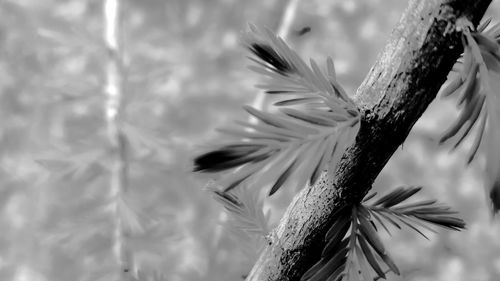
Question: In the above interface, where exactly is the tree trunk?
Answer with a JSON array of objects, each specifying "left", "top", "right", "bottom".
[
  {"left": 104, "top": 0, "right": 133, "bottom": 279},
  {"left": 246, "top": 0, "right": 491, "bottom": 280}
]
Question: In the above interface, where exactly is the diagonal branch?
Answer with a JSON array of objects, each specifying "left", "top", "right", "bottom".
[{"left": 246, "top": 0, "right": 491, "bottom": 280}]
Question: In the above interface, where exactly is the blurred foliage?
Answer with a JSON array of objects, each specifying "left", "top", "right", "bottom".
[{"left": 1, "top": 0, "right": 500, "bottom": 281}]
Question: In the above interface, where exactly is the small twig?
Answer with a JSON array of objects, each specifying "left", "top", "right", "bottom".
[
  {"left": 250, "top": 0, "right": 301, "bottom": 118},
  {"left": 276, "top": 0, "right": 300, "bottom": 39}
]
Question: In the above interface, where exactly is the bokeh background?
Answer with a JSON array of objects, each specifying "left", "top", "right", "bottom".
[{"left": 1, "top": 0, "right": 500, "bottom": 280}]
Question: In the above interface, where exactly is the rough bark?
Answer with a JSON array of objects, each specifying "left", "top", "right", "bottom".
[{"left": 246, "top": 0, "right": 491, "bottom": 280}]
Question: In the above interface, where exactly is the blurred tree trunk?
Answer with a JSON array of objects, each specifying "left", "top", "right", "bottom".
[
  {"left": 246, "top": 0, "right": 491, "bottom": 280},
  {"left": 103, "top": 0, "right": 132, "bottom": 280}
]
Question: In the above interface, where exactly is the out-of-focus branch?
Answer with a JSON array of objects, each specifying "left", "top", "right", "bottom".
[
  {"left": 276, "top": 0, "right": 300, "bottom": 39},
  {"left": 250, "top": 0, "right": 301, "bottom": 115},
  {"left": 104, "top": 0, "right": 131, "bottom": 279}
]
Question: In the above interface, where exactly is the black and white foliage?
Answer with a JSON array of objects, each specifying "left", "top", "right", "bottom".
[
  {"left": 194, "top": 25, "right": 360, "bottom": 195},
  {"left": 438, "top": 18, "right": 500, "bottom": 213},
  {"left": 192, "top": 16, "right": 498, "bottom": 281},
  {"left": 301, "top": 186, "right": 465, "bottom": 281},
  {"left": 207, "top": 182, "right": 271, "bottom": 260},
  {"left": 209, "top": 182, "right": 270, "bottom": 238}
]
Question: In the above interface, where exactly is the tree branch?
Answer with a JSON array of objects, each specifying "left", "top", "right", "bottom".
[{"left": 246, "top": 0, "right": 491, "bottom": 280}]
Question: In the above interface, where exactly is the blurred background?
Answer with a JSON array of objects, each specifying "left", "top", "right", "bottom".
[{"left": 1, "top": 0, "right": 500, "bottom": 280}]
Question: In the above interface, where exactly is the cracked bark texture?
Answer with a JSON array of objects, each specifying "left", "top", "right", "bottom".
[{"left": 246, "top": 0, "right": 492, "bottom": 280}]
